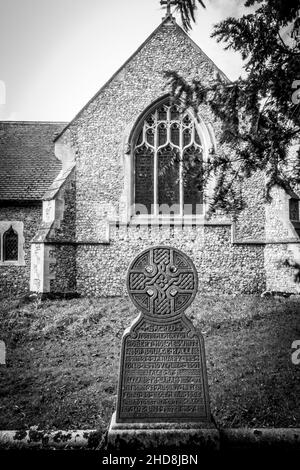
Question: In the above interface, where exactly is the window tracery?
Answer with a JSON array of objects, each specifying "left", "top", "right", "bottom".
[{"left": 134, "top": 100, "right": 203, "bottom": 216}]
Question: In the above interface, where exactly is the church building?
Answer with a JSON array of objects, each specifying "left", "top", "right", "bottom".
[{"left": 1, "top": 11, "right": 300, "bottom": 298}]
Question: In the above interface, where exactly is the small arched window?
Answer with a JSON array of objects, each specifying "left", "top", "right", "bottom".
[
  {"left": 3, "top": 226, "right": 18, "bottom": 261},
  {"left": 133, "top": 99, "right": 204, "bottom": 217}
]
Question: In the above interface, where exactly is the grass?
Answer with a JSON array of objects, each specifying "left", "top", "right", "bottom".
[{"left": 0, "top": 294, "right": 299, "bottom": 431}]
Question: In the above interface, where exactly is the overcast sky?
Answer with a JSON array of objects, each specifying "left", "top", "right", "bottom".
[{"left": 0, "top": 0, "right": 250, "bottom": 122}]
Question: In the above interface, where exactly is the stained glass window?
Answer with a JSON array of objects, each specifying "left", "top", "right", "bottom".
[
  {"left": 135, "top": 145, "right": 154, "bottom": 214},
  {"left": 134, "top": 99, "right": 204, "bottom": 216},
  {"left": 289, "top": 199, "right": 300, "bottom": 221},
  {"left": 3, "top": 226, "right": 18, "bottom": 261},
  {"left": 158, "top": 145, "right": 180, "bottom": 212}
]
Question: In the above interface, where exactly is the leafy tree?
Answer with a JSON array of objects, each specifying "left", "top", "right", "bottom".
[{"left": 166, "top": 0, "right": 300, "bottom": 214}]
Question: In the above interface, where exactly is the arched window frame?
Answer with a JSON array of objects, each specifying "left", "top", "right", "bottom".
[
  {"left": 125, "top": 96, "right": 216, "bottom": 224},
  {"left": 0, "top": 221, "right": 25, "bottom": 266},
  {"left": 3, "top": 226, "right": 18, "bottom": 261}
]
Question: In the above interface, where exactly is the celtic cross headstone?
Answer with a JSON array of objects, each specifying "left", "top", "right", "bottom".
[{"left": 108, "top": 246, "right": 217, "bottom": 450}]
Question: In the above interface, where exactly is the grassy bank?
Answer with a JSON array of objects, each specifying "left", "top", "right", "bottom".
[{"left": 0, "top": 295, "right": 299, "bottom": 430}]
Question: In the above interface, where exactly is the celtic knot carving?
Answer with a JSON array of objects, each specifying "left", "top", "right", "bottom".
[{"left": 127, "top": 246, "right": 198, "bottom": 318}]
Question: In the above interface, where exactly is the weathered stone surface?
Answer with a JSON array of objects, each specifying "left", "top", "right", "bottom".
[
  {"left": 0, "top": 203, "right": 42, "bottom": 298},
  {"left": 30, "top": 168, "right": 77, "bottom": 294},
  {"left": 1, "top": 427, "right": 299, "bottom": 451},
  {"left": 108, "top": 412, "right": 219, "bottom": 451},
  {"left": 109, "top": 246, "right": 215, "bottom": 450},
  {"left": 126, "top": 246, "right": 198, "bottom": 318},
  {"left": 116, "top": 315, "right": 211, "bottom": 424},
  {"left": 76, "top": 226, "right": 266, "bottom": 296},
  {"left": 0, "top": 429, "right": 102, "bottom": 450}
]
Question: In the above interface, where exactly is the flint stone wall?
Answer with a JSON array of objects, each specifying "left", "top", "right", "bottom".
[
  {"left": 49, "top": 245, "right": 77, "bottom": 293},
  {"left": 31, "top": 170, "right": 77, "bottom": 294},
  {"left": 0, "top": 203, "right": 42, "bottom": 298},
  {"left": 46, "top": 174, "right": 77, "bottom": 293},
  {"left": 24, "top": 21, "right": 300, "bottom": 297},
  {"left": 76, "top": 225, "right": 265, "bottom": 296},
  {"left": 56, "top": 20, "right": 266, "bottom": 244},
  {"left": 50, "top": 19, "right": 268, "bottom": 296},
  {"left": 264, "top": 186, "right": 300, "bottom": 293}
]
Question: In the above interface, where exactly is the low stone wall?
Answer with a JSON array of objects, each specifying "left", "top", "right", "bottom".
[
  {"left": 0, "top": 428, "right": 299, "bottom": 451},
  {"left": 76, "top": 225, "right": 266, "bottom": 296}
]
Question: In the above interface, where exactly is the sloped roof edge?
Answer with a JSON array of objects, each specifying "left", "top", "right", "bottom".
[
  {"left": 54, "top": 17, "right": 230, "bottom": 142},
  {"left": 43, "top": 163, "right": 75, "bottom": 201},
  {"left": 0, "top": 120, "right": 68, "bottom": 127}
]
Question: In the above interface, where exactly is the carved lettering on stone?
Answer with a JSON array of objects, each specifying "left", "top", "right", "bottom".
[{"left": 116, "top": 246, "right": 212, "bottom": 424}]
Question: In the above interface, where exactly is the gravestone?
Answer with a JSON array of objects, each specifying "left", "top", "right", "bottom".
[{"left": 108, "top": 246, "right": 219, "bottom": 450}]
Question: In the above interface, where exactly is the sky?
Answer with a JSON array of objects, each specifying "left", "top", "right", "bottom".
[{"left": 0, "top": 0, "right": 250, "bottom": 122}]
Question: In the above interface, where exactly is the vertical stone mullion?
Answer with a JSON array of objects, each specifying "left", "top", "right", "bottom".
[
  {"left": 179, "top": 120, "right": 183, "bottom": 217},
  {"left": 153, "top": 110, "right": 158, "bottom": 217}
]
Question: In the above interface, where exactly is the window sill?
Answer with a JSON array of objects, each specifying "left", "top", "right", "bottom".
[
  {"left": 127, "top": 215, "right": 231, "bottom": 226},
  {"left": 0, "top": 260, "right": 25, "bottom": 267}
]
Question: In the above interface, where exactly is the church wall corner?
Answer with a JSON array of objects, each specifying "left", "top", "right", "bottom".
[{"left": 29, "top": 169, "right": 77, "bottom": 295}]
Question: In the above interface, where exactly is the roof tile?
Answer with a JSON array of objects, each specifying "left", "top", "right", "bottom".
[{"left": 0, "top": 121, "right": 67, "bottom": 200}]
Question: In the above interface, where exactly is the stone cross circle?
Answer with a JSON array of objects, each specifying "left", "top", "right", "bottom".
[{"left": 127, "top": 246, "right": 198, "bottom": 319}]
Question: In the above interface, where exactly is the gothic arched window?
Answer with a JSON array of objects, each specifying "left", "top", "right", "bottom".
[
  {"left": 3, "top": 226, "right": 18, "bottom": 261},
  {"left": 134, "top": 99, "right": 203, "bottom": 217}
]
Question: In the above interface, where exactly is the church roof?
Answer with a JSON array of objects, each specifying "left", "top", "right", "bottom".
[{"left": 0, "top": 121, "right": 67, "bottom": 201}]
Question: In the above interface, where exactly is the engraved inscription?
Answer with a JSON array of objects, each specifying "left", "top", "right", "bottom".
[
  {"left": 116, "top": 245, "right": 211, "bottom": 425},
  {"left": 117, "top": 318, "right": 209, "bottom": 422}
]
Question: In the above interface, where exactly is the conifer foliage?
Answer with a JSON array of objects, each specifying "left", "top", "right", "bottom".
[
  {"left": 169, "top": 0, "right": 300, "bottom": 214},
  {"left": 174, "top": 0, "right": 206, "bottom": 32}
]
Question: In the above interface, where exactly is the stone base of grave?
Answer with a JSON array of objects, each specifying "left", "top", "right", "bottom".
[{"left": 107, "top": 412, "right": 220, "bottom": 452}]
